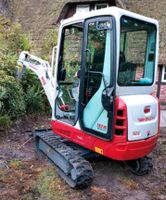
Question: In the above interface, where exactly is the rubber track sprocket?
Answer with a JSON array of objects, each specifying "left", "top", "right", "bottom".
[{"left": 35, "top": 131, "right": 93, "bottom": 188}]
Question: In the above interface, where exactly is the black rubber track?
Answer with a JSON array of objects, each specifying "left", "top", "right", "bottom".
[{"left": 35, "top": 130, "right": 93, "bottom": 188}]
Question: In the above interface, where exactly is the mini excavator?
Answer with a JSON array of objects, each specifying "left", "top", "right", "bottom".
[{"left": 17, "top": 7, "right": 159, "bottom": 188}]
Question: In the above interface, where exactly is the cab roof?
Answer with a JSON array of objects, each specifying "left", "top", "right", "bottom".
[{"left": 60, "top": 6, "right": 158, "bottom": 27}]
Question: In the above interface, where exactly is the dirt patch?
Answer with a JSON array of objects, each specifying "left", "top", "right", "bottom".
[{"left": 0, "top": 115, "right": 166, "bottom": 200}]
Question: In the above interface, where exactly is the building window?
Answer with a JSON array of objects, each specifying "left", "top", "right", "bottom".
[
  {"left": 76, "top": 5, "right": 90, "bottom": 13},
  {"left": 161, "top": 66, "right": 166, "bottom": 82},
  {"left": 95, "top": 3, "right": 108, "bottom": 10}
]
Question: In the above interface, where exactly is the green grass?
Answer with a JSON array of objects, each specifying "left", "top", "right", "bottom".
[
  {"left": 37, "top": 166, "right": 66, "bottom": 200},
  {"left": 0, "top": 115, "right": 11, "bottom": 134},
  {"left": 9, "top": 159, "right": 23, "bottom": 169}
]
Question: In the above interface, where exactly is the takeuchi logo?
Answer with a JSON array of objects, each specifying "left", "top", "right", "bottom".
[
  {"left": 137, "top": 117, "right": 154, "bottom": 122},
  {"left": 97, "top": 123, "right": 107, "bottom": 131}
]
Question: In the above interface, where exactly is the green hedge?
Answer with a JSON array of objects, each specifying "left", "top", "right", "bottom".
[
  {"left": 0, "top": 16, "right": 51, "bottom": 132},
  {"left": 0, "top": 71, "right": 26, "bottom": 118}
]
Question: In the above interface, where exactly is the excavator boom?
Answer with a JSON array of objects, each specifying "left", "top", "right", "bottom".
[{"left": 17, "top": 51, "right": 55, "bottom": 109}]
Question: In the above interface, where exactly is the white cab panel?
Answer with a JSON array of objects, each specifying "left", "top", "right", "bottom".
[{"left": 121, "top": 95, "right": 158, "bottom": 141}]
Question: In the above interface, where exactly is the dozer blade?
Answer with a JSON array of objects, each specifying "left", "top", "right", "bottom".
[{"left": 34, "top": 130, "right": 93, "bottom": 188}]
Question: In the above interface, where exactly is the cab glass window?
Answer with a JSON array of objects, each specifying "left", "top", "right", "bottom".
[{"left": 118, "top": 16, "right": 157, "bottom": 86}]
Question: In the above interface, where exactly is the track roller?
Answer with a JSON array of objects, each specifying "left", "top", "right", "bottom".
[{"left": 125, "top": 156, "right": 153, "bottom": 176}]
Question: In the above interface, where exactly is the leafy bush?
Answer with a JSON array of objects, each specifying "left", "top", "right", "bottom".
[
  {"left": 0, "top": 17, "right": 29, "bottom": 131},
  {"left": 0, "top": 71, "right": 26, "bottom": 118},
  {"left": 24, "top": 85, "right": 45, "bottom": 113},
  {"left": 0, "top": 16, "right": 53, "bottom": 133},
  {"left": 0, "top": 51, "right": 17, "bottom": 76},
  {"left": 5, "top": 22, "right": 31, "bottom": 52},
  {"left": 21, "top": 69, "right": 50, "bottom": 114}
]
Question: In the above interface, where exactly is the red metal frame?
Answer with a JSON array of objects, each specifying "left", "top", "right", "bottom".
[
  {"left": 51, "top": 120, "right": 159, "bottom": 161},
  {"left": 52, "top": 96, "right": 159, "bottom": 161}
]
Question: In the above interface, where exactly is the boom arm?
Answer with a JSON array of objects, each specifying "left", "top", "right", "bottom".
[{"left": 17, "top": 51, "right": 55, "bottom": 109}]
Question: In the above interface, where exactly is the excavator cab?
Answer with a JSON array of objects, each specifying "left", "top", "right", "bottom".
[
  {"left": 17, "top": 7, "right": 159, "bottom": 188},
  {"left": 54, "top": 10, "right": 158, "bottom": 141}
]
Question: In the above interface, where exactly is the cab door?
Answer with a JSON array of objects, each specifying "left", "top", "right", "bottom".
[
  {"left": 55, "top": 22, "right": 83, "bottom": 125},
  {"left": 79, "top": 17, "right": 116, "bottom": 140}
]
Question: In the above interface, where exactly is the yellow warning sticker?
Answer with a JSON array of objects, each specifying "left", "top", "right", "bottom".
[{"left": 95, "top": 147, "right": 104, "bottom": 155}]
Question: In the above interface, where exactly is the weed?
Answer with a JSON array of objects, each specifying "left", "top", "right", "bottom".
[
  {"left": 0, "top": 168, "right": 6, "bottom": 180},
  {"left": 162, "top": 169, "right": 166, "bottom": 176},
  {"left": 0, "top": 115, "right": 11, "bottom": 134},
  {"left": 149, "top": 187, "right": 166, "bottom": 199},
  {"left": 37, "top": 166, "right": 66, "bottom": 200},
  {"left": 119, "top": 177, "right": 139, "bottom": 190},
  {"left": 160, "top": 142, "right": 166, "bottom": 155},
  {"left": 21, "top": 195, "right": 33, "bottom": 200},
  {"left": 9, "top": 159, "right": 23, "bottom": 169}
]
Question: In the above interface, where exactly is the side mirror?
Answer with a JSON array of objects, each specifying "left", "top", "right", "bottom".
[{"left": 102, "top": 87, "right": 114, "bottom": 111}]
